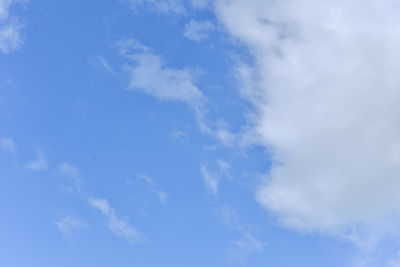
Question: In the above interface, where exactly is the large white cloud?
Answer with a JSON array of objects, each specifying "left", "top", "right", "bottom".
[{"left": 215, "top": 0, "right": 400, "bottom": 237}]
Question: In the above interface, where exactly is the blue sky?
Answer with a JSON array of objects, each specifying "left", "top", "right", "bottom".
[{"left": 2, "top": 1, "right": 400, "bottom": 266}]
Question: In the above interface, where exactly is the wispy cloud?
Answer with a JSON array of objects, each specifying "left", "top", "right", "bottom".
[
  {"left": 228, "top": 231, "right": 265, "bottom": 261},
  {"left": 101, "top": 38, "right": 240, "bottom": 146},
  {"left": 115, "top": 39, "right": 238, "bottom": 141},
  {"left": 96, "top": 56, "right": 119, "bottom": 78},
  {"left": 125, "top": 0, "right": 185, "bottom": 14},
  {"left": 189, "top": 0, "right": 211, "bottom": 9},
  {"left": 218, "top": 205, "right": 241, "bottom": 230},
  {"left": 201, "top": 164, "right": 219, "bottom": 196},
  {"left": 201, "top": 160, "right": 231, "bottom": 196},
  {"left": 25, "top": 149, "right": 48, "bottom": 171},
  {"left": 88, "top": 197, "right": 145, "bottom": 243},
  {"left": 125, "top": 0, "right": 211, "bottom": 13},
  {"left": 171, "top": 129, "right": 189, "bottom": 141},
  {"left": 184, "top": 20, "right": 217, "bottom": 42},
  {"left": 216, "top": 205, "right": 266, "bottom": 262},
  {"left": 56, "top": 215, "right": 88, "bottom": 235},
  {"left": 135, "top": 174, "right": 168, "bottom": 204},
  {"left": 0, "top": 0, "right": 27, "bottom": 53},
  {"left": 0, "top": 137, "right": 16, "bottom": 154},
  {"left": 57, "top": 163, "right": 84, "bottom": 193}
]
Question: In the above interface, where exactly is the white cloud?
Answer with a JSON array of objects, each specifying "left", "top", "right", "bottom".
[
  {"left": 26, "top": 149, "right": 48, "bottom": 171},
  {"left": 215, "top": 0, "right": 400, "bottom": 240},
  {"left": 189, "top": 0, "right": 211, "bottom": 9},
  {"left": 125, "top": 0, "right": 185, "bottom": 14},
  {"left": 171, "top": 129, "right": 189, "bottom": 141},
  {"left": 0, "top": 137, "right": 16, "bottom": 154},
  {"left": 216, "top": 205, "right": 266, "bottom": 261},
  {"left": 96, "top": 56, "right": 118, "bottom": 78},
  {"left": 136, "top": 174, "right": 168, "bottom": 204},
  {"left": 88, "top": 197, "right": 144, "bottom": 242},
  {"left": 201, "top": 160, "right": 231, "bottom": 196},
  {"left": 0, "top": 22, "right": 22, "bottom": 53},
  {"left": 0, "top": 0, "right": 26, "bottom": 53},
  {"left": 184, "top": 20, "right": 216, "bottom": 42},
  {"left": 119, "top": 39, "right": 205, "bottom": 106},
  {"left": 0, "top": 0, "right": 13, "bottom": 21},
  {"left": 116, "top": 39, "right": 238, "bottom": 142},
  {"left": 218, "top": 205, "right": 241, "bottom": 230},
  {"left": 111, "top": 39, "right": 240, "bottom": 146},
  {"left": 58, "top": 163, "right": 84, "bottom": 192},
  {"left": 56, "top": 215, "right": 88, "bottom": 235},
  {"left": 126, "top": 0, "right": 211, "bottom": 12},
  {"left": 201, "top": 164, "right": 219, "bottom": 196},
  {"left": 216, "top": 159, "right": 230, "bottom": 175},
  {"left": 228, "top": 231, "right": 265, "bottom": 261},
  {"left": 215, "top": 127, "right": 236, "bottom": 146}
]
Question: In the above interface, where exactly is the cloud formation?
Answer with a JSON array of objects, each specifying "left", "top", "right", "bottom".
[
  {"left": 116, "top": 39, "right": 236, "bottom": 139},
  {"left": 119, "top": 39, "right": 205, "bottom": 107},
  {"left": 104, "top": 39, "right": 239, "bottom": 146},
  {"left": 184, "top": 20, "right": 216, "bottom": 42},
  {"left": 88, "top": 197, "right": 144, "bottom": 243},
  {"left": 217, "top": 205, "right": 266, "bottom": 261},
  {"left": 56, "top": 215, "right": 88, "bottom": 235},
  {"left": 215, "top": 0, "right": 400, "bottom": 239},
  {"left": 189, "top": 0, "right": 211, "bottom": 9},
  {"left": 201, "top": 160, "right": 230, "bottom": 196},
  {"left": 0, "top": 137, "right": 16, "bottom": 154},
  {"left": 0, "top": 0, "right": 26, "bottom": 53},
  {"left": 201, "top": 164, "right": 219, "bottom": 196},
  {"left": 228, "top": 231, "right": 265, "bottom": 261},
  {"left": 58, "top": 163, "right": 84, "bottom": 193},
  {"left": 135, "top": 174, "right": 168, "bottom": 204},
  {"left": 126, "top": 0, "right": 185, "bottom": 14},
  {"left": 26, "top": 149, "right": 48, "bottom": 171}
]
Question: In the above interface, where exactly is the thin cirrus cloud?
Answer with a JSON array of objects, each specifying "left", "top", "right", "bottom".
[
  {"left": 0, "top": 0, "right": 26, "bottom": 54},
  {"left": 201, "top": 159, "right": 231, "bottom": 196},
  {"left": 116, "top": 39, "right": 220, "bottom": 135},
  {"left": 135, "top": 174, "right": 168, "bottom": 204},
  {"left": 184, "top": 20, "right": 217, "bottom": 42},
  {"left": 215, "top": 0, "right": 400, "bottom": 243},
  {"left": 54, "top": 162, "right": 143, "bottom": 243},
  {"left": 217, "top": 205, "right": 266, "bottom": 261},
  {"left": 228, "top": 232, "right": 265, "bottom": 262},
  {"left": 104, "top": 38, "right": 238, "bottom": 146},
  {"left": 189, "top": 0, "right": 211, "bottom": 9},
  {"left": 125, "top": 0, "right": 211, "bottom": 13},
  {"left": 57, "top": 162, "right": 84, "bottom": 193},
  {"left": 125, "top": 0, "right": 185, "bottom": 14},
  {"left": 25, "top": 149, "right": 48, "bottom": 171},
  {"left": 55, "top": 215, "right": 88, "bottom": 235},
  {"left": 200, "top": 164, "right": 219, "bottom": 196},
  {"left": 88, "top": 197, "right": 145, "bottom": 243},
  {"left": 0, "top": 137, "right": 16, "bottom": 154}
]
